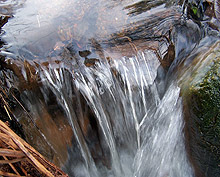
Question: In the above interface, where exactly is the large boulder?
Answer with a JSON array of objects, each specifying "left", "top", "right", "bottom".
[{"left": 179, "top": 41, "right": 220, "bottom": 177}]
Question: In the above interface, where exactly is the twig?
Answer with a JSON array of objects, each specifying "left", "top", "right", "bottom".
[
  {"left": 0, "top": 157, "right": 26, "bottom": 164},
  {"left": 4, "top": 105, "right": 12, "bottom": 120},
  {"left": 0, "top": 120, "right": 54, "bottom": 177},
  {"left": 0, "top": 133, "right": 17, "bottom": 149},
  {"left": 0, "top": 170, "right": 25, "bottom": 177},
  {"left": 0, "top": 148, "right": 24, "bottom": 158},
  {"left": 2, "top": 156, "right": 20, "bottom": 176}
]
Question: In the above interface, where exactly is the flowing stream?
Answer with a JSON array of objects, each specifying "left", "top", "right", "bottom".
[
  {"left": 1, "top": 0, "right": 218, "bottom": 176},
  {"left": 25, "top": 50, "right": 193, "bottom": 177}
]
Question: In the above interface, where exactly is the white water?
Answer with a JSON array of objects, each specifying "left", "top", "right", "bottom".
[{"left": 34, "top": 48, "right": 195, "bottom": 177}]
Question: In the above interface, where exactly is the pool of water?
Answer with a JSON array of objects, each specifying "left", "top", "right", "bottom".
[{"left": 1, "top": 0, "right": 180, "bottom": 59}]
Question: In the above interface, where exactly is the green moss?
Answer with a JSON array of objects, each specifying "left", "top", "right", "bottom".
[
  {"left": 192, "top": 7, "right": 198, "bottom": 16},
  {"left": 189, "top": 57, "right": 220, "bottom": 151},
  {"left": 179, "top": 42, "right": 220, "bottom": 175}
]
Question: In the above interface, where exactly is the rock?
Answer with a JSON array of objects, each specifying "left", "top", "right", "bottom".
[
  {"left": 179, "top": 41, "right": 220, "bottom": 177},
  {"left": 84, "top": 58, "right": 99, "bottom": 67},
  {"left": 79, "top": 50, "right": 91, "bottom": 58},
  {"left": 214, "top": 0, "right": 220, "bottom": 21},
  {"left": 0, "top": 15, "right": 10, "bottom": 28}
]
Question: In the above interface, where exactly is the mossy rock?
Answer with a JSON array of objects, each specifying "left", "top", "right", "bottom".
[
  {"left": 180, "top": 41, "right": 220, "bottom": 176},
  {"left": 189, "top": 58, "right": 220, "bottom": 145}
]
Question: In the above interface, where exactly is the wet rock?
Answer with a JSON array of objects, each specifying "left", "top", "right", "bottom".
[
  {"left": 0, "top": 15, "right": 26, "bottom": 140},
  {"left": 0, "top": 15, "right": 11, "bottom": 68},
  {"left": 10, "top": 83, "right": 74, "bottom": 168},
  {"left": 180, "top": 41, "right": 220, "bottom": 177},
  {"left": 84, "top": 58, "right": 99, "bottom": 67},
  {"left": 214, "top": 0, "right": 220, "bottom": 21},
  {"left": 124, "top": 0, "right": 166, "bottom": 16},
  {"left": 0, "top": 15, "right": 10, "bottom": 28},
  {"left": 187, "top": 0, "right": 220, "bottom": 31},
  {"left": 1, "top": 58, "right": 110, "bottom": 170},
  {"left": 79, "top": 50, "right": 91, "bottom": 58},
  {"left": 187, "top": 1, "right": 203, "bottom": 20},
  {"left": 0, "top": 58, "right": 74, "bottom": 167}
]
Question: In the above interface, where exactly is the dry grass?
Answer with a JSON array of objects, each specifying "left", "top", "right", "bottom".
[{"left": 0, "top": 119, "right": 68, "bottom": 177}]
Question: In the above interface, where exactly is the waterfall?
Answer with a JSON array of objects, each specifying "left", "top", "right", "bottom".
[{"left": 30, "top": 48, "right": 195, "bottom": 177}]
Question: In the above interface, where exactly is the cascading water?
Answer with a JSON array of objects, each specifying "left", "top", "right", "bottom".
[
  {"left": 28, "top": 49, "right": 195, "bottom": 177},
  {"left": 1, "top": 0, "right": 208, "bottom": 176}
]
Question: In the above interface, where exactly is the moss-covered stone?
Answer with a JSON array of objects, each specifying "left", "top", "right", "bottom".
[
  {"left": 190, "top": 58, "right": 220, "bottom": 145},
  {"left": 180, "top": 41, "right": 220, "bottom": 176}
]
